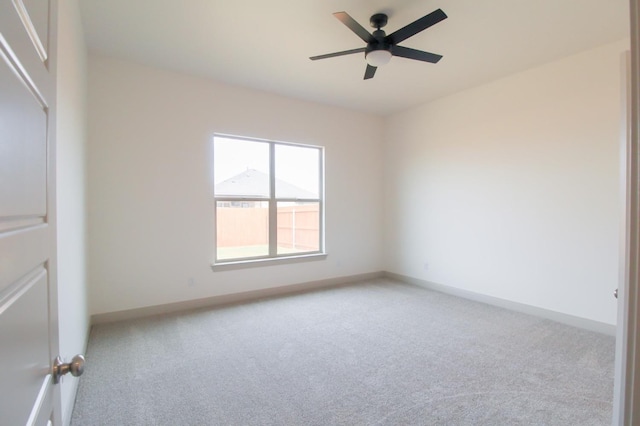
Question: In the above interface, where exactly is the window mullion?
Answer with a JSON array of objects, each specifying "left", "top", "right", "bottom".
[{"left": 268, "top": 142, "right": 277, "bottom": 256}]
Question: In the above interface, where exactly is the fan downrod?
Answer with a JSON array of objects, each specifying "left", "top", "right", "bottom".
[{"left": 369, "top": 13, "right": 388, "bottom": 29}]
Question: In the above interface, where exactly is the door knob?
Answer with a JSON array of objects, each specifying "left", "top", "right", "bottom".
[
  {"left": 53, "top": 354, "right": 85, "bottom": 384},
  {"left": 614, "top": 289, "right": 618, "bottom": 299}
]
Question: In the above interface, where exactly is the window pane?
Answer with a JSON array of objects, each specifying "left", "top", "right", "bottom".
[
  {"left": 277, "top": 202, "right": 320, "bottom": 255},
  {"left": 214, "top": 137, "right": 270, "bottom": 198},
  {"left": 275, "top": 145, "right": 319, "bottom": 199},
  {"left": 216, "top": 201, "right": 269, "bottom": 260}
]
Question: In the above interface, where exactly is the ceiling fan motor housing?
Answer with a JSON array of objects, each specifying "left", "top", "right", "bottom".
[{"left": 367, "top": 29, "right": 391, "bottom": 54}]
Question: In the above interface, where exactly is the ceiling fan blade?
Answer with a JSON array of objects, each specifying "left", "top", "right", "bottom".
[
  {"left": 310, "top": 47, "right": 366, "bottom": 61},
  {"left": 333, "top": 11, "right": 373, "bottom": 43},
  {"left": 386, "top": 8, "right": 447, "bottom": 44},
  {"left": 392, "top": 46, "right": 443, "bottom": 63},
  {"left": 364, "top": 64, "right": 377, "bottom": 80}
]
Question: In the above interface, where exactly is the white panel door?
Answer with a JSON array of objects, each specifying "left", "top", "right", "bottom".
[{"left": 0, "top": 0, "right": 61, "bottom": 424}]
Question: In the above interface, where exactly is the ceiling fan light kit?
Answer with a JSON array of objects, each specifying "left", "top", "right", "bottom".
[
  {"left": 365, "top": 49, "right": 392, "bottom": 67},
  {"left": 310, "top": 8, "right": 447, "bottom": 80}
]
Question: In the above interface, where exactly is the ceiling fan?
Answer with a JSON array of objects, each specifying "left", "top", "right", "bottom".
[{"left": 310, "top": 8, "right": 447, "bottom": 80}]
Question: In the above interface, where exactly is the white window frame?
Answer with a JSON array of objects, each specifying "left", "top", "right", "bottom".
[{"left": 212, "top": 134, "right": 325, "bottom": 266}]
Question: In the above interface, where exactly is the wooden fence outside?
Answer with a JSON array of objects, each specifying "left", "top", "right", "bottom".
[{"left": 217, "top": 204, "right": 319, "bottom": 251}]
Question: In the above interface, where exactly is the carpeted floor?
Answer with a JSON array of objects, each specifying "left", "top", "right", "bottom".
[{"left": 71, "top": 279, "right": 615, "bottom": 425}]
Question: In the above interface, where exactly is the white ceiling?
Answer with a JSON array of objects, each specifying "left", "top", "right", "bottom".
[{"left": 79, "top": 0, "right": 630, "bottom": 115}]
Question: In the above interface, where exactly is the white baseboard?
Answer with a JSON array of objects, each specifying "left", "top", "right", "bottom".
[
  {"left": 91, "top": 271, "right": 384, "bottom": 325},
  {"left": 90, "top": 270, "right": 616, "bottom": 337},
  {"left": 384, "top": 272, "right": 616, "bottom": 336}
]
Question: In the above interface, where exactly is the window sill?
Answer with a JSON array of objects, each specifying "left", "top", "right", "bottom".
[{"left": 211, "top": 252, "right": 327, "bottom": 271}]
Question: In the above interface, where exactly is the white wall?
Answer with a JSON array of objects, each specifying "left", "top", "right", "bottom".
[
  {"left": 384, "top": 40, "right": 628, "bottom": 325},
  {"left": 87, "top": 39, "right": 627, "bottom": 327},
  {"left": 56, "top": 0, "right": 88, "bottom": 424},
  {"left": 87, "top": 55, "right": 384, "bottom": 315}
]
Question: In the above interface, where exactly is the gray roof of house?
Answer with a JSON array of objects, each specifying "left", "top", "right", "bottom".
[{"left": 215, "top": 169, "right": 317, "bottom": 199}]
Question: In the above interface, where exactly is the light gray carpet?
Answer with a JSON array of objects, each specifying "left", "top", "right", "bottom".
[{"left": 71, "top": 279, "right": 615, "bottom": 425}]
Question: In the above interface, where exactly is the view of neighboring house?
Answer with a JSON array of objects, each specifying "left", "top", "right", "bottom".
[{"left": 215, "top": 168, "right": 317, "bottom": 206}]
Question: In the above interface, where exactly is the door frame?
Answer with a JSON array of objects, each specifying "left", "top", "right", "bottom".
[{"left": 614, "top": 0, "right": 640, "bottom": 424}]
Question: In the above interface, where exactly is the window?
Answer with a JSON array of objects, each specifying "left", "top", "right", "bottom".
[{"left": 213, "top": 134, "right": 324, "bottom": 264}]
